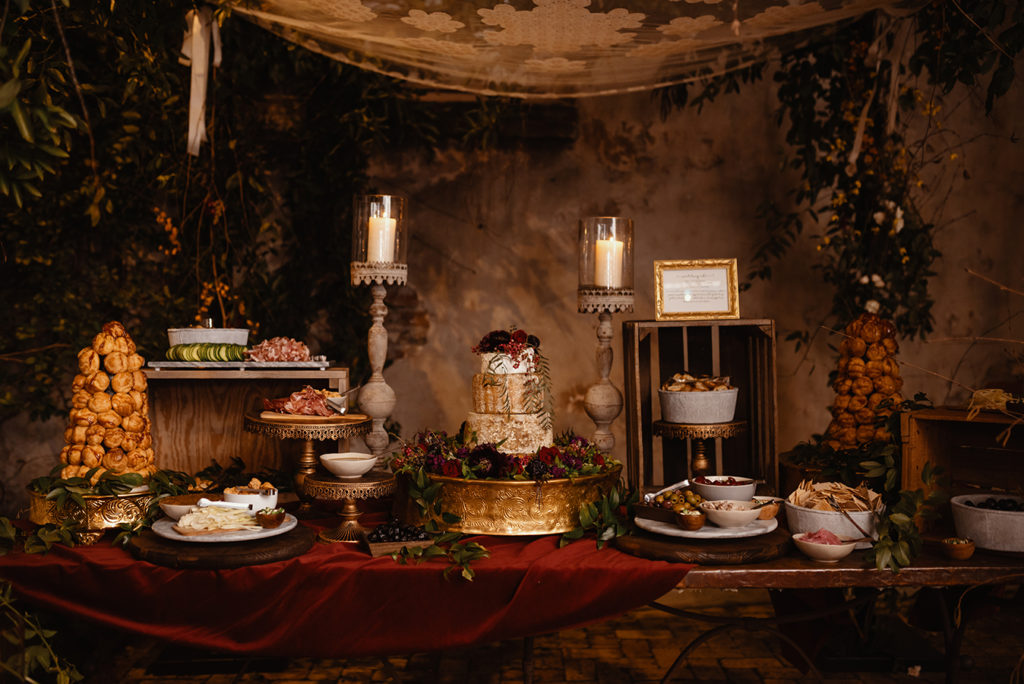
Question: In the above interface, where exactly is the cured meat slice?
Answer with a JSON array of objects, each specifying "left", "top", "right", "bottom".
[
  {"left": 247, "top": 337, "right": 311, "bottom": 362},
  {"left": 262, "top": 386, "right": 334, "bottom": 416}
]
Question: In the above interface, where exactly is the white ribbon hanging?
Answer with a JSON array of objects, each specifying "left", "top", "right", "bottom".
[{"left": 180, "top": 7, "right": 222, "bottom": 156}]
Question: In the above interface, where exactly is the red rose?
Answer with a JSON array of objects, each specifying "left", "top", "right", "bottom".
[
  {"left": 441, "top": 460, "right": 460, "bottom": 478},
  {"left": 594, "top": 454, "right": 605, "bottom": 466},
  {"left": 512, "top": 329, "right": 528, "bottom": 344},
  {"left": 538, "top": 446, "right": 558, "bottom": 465}
]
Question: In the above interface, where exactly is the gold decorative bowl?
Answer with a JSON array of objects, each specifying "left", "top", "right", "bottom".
[
  {"left": 396, "top": 465, "right": 622, "bottom": 536},
  {"left": 27, "top": 487, "right": 155, "bottom": 545}
]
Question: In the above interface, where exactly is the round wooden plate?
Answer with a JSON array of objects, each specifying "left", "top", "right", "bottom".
[
  {"left": 614, "top": 526, "right": 793, "bottom": 565},
  {"left": 127, "top": 525, "right": 317, "bottom": 569}
]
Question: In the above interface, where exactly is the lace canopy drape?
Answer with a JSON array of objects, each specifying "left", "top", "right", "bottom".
[{"left": 225, "top": 0, "right": 912, "bottom": 98}]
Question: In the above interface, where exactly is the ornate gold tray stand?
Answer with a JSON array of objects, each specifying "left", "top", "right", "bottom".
[
  {"left": 27, "top": 488, "right": 155, "bottom": 545},
  {"left": 301, "top": 470, "right": 396, "bottom": 543},
  {"left": 243, "top": 413, "right": 371, "bottom": 513},
  {"left": 396, "top": 465, "right": 623, "bottom": 536},
  {"left": 652, "top": 420, "right": 747, "bottom": 477}
]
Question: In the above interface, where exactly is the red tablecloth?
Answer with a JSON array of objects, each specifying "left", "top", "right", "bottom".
[{"left": 0, "top": 516, "right": 690, "bottom": 657}]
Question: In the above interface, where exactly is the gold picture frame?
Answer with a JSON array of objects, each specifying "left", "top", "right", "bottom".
[{"left": 654, "top": 259, "right": 740, "bottom": 320}]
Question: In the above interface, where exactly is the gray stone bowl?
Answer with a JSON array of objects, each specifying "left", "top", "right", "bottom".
[
  {"left": 658, "top": 388, "right": 738, "bottom": 424},
  {"left": 951, "top": 494, "right": 1024, "bottom": 552}
]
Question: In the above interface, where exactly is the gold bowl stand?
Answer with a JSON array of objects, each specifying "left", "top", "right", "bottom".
[
  {"left": 27, "top": 488, "right": 155, "bottom": 545},
  {"left": 301, "top": 470, "right": 396, "bottom": 543}
]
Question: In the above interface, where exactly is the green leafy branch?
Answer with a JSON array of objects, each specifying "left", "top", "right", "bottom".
[
  {"left": 863, "top": 461, "right": 947, "bottom": 573},
  {"left": 0, "top": 516, "right": 78, "bottom": 556},
  {"left": 393, "top": 532, "right": 490, "bottom": 582},
  {"left": 394, "top": 468, "right": 490, "bottom": 580},
  {"left": 560, "top": 483, "right": 636, "bottom": 549},
  {"left": 0, "top": 582, "right": 83, "bottom": 683}
]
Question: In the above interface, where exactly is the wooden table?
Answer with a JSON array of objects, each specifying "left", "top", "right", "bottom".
[
  {"left": 618, "top": 533, "right": 1024, "bottom": 683},
  {"left": 679, "top": 546, "right": 1023, "bottom": 588}
]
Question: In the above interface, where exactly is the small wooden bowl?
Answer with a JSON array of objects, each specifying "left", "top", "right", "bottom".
[
  {"left": 256, "top": 508, "right": 286, "bottom": 529},
  {"left": 941, "top": 537, "right": 975, "bottom": 560},
  {"left": 677, "top": 511, "right": 706, "bottom": 531}
]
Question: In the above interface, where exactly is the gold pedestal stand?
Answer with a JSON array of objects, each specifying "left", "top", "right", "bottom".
[
  {"left": 302, "top": 470, "right": 396, "bottom": 543},
  {"left": 243, "top": 413, "right": 371, "bottom": 514},
  {"left": 27, "top": 488, "right": 155, "bottom": 545},
  {"left": 653, "top": 420, "right": 747, "bottom": 477}
]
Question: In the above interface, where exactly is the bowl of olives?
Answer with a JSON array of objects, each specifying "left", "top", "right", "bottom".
[
  {"left": 635, "top": 486, "right": 707, "bottom": 530},
  {"left": 951, "top": 494, "right": 1024, "bottom": 553}
]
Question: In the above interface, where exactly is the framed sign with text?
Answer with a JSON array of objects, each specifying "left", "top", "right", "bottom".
[{"left": 654, "top": 259, "right": 740, "bottom": 320}]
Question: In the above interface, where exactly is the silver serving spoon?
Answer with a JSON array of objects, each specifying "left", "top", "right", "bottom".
[{"left": 197, "top": 498, "right": 253, "bottom": 511}]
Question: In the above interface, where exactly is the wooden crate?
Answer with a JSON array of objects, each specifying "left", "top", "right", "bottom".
[
  {"left": 900, "top": 407, "right": 1024, "bottom": 498},
  {"left": 623, "top": 320, "right": 777, "bottom": 492},
  {"left": 145, "top": 367, "right": 350, "bottom": 475}
]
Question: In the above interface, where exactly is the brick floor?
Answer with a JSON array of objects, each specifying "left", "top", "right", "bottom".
[{"left": 65, "top": 586, "right": 1024, "bottom": 683}]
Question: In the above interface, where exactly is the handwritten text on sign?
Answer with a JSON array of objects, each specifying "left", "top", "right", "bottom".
[{"left": 662, "top": 268, "right": 730, "bottom": 313}]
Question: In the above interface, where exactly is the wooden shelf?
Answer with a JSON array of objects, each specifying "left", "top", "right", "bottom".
[
  {"left": 623, "top": 319, "right": 778, "bottom": 492},
  {"left": 901, "top": 406, "right": 1023, "bottom": 501},
  {"left": 145, "top": 367, "right": 351, "bottom": 475}
]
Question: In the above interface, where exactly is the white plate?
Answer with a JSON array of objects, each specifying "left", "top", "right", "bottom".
[
  {"left": 634, "top": 515, "right": 777, "bottom": 540},
  {"left": 152, "top": 514, "right": 298, "bottom": 543}
]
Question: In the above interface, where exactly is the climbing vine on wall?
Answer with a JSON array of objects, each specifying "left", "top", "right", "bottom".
[
  {"left": 0, "top": 2, "right": 515, "bottom": 421},
  {"left": 661, "top": 1, "right": 1023, "bottom": 344}
]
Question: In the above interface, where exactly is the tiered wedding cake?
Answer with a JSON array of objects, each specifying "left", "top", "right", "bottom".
[{"left": 465, "top": 328, "right": 553, "bottom": 454}]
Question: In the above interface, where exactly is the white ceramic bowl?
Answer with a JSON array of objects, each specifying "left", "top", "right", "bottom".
[
  {"left": 792, "top": 532, "right": 858, "bottom": 563},
  {"left": 659, "top": 388, "right": 738, "bottom": 424},
  {"left": 951, "top": 494, "right": 1024, "bottom": 552},
  {"left": 223, "top": 487, "right": 278, "bottom": 511},
  {"left": 167, "top": 327, "right": 249, "bottom": 346},
  {"left": 158, "top": 493, "right": 222, "bottom": 521},
  {"left": 700, "top": 500, "right": 761, "bottom": 528},
  {"left": 785, "top": 501, "right": 877, "bottom": 550},
  {"left": 752, "top": 496, "right": 783, "bottom": 520},
  {"left": 691, "top": 476, "right": 757, "bottom": 502},
  {"left": 321, "top": 452, "right": 377, "bottom": 480}
]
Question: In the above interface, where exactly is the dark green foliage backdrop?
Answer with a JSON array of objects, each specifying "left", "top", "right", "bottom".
[{"left": 0, "top": 2, "right": 456, "bottom": 421}]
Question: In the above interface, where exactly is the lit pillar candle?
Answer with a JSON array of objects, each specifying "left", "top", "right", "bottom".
[
  {"left": 594, "top": 238, "right": 623, "bottom": 288},
  {"left": 366, "top": 216, "right": 396, "bottom": 262}
]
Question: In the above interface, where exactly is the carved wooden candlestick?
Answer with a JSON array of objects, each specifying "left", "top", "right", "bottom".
[
  {"left": 351, "top": 193, "right": 408, "bottom": 459},
  {"left": 351, "top": 267, "right": 406, "bottom": 457},
  {"left": 577, "top": 216, "right": 634, "bottom": 454},
  {"left": 578, "top": 291, "right": 634, "bottom": 453}
]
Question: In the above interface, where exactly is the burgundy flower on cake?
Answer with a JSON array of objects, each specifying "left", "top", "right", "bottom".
[{"left": 472, "top": 326, "right": 542, "bottom": 371}]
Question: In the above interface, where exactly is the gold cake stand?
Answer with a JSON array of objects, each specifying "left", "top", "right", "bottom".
[
  {"left": 301, "top": 470, "right": 396, "bottom": 543},
  {"left": 243, "top": 413, "right": 371, "bottom": 513},
  {"left": 653, "top": 420, "right": 747, "bottom": 477}
]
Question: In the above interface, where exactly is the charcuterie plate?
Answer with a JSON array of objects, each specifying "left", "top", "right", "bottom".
[
  {"left": 634, "top": 516, "right": 777, "bottom": 540},
  {"left": 152, "top": 514, "right": 298, "bottom": 543},
  {"left": 148, "top": 361, "right": 330, "bottom": 369},
  {"left": 256, "top": 412, "right": 369, "bottom": 424}
]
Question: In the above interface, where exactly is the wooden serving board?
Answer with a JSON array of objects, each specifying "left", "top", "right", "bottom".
[
  {"left": 257, "top": 411, "right": 369, "bottom": 424},
  {"left": 614, "top": 526, "right": 793, "bottom": 565},
  {"left": 127, "top": 526, "right": 317, "bottom": 569}
]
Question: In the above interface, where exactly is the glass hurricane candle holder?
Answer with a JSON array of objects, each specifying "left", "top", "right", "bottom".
[
  {"left": 578, "top": 217, "right": 634, "bottom": 292},
  {"left": 352, "top": 194, "right": 408, "bottom": 287}
]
